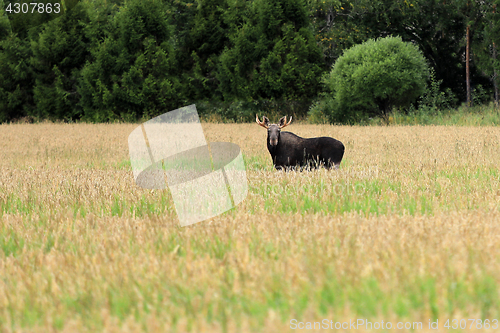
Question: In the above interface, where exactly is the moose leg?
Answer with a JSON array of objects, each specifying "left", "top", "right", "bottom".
[{"left": 324, "top": 158, "right": 339, "bottom": 170}]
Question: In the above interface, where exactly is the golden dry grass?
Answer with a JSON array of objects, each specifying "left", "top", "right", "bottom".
[{"left": 0, "top": 123, "right": 499, "bottom": 332}]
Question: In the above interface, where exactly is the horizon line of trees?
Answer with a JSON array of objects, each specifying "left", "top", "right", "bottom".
[{"left": 0, "top": 0, "right": 499, "bottom": 123}]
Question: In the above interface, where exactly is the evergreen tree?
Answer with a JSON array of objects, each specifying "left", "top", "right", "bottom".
[
  {"left": 0, "top": 34, "right": 33, "bottom": 122},
  {"left": 30, "top": 3, "right": 91, "bottom": 121},
  {"left": 217, "top": 0, "right": 323, "bottom": 103},
  {"left": 78, "top": 0, "right": 182, "bottom": 121},
  {"left": 0, "top": 0, "right": 11, "bottom": 40},
  {"left": 180, "top": 0, "right": 230, "bottom": 101}
]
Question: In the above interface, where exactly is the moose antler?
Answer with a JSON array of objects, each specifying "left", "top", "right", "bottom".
[
  {"left": 279, "top": 116, "right": 293, "bottom": 129},
  {"left": 256, "top": 115, "right": 269, "bottom": 128}
]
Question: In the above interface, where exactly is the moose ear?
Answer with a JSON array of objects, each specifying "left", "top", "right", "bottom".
[
  {"left": 263, "top": 116, "right": 270, "bottom": 127},
  {"left": 278, "top": 116, "right": 287, "bottom": 127}
]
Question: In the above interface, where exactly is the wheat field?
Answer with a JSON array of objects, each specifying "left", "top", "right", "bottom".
[{"left": 0, "top": 122, "right": 499, "bottom": 332}]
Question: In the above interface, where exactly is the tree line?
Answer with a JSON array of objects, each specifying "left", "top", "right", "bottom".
[{"left": 0, "top": 0, "right": 499, "bottom": 123}]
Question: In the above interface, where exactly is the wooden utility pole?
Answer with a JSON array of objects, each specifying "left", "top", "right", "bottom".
[{"left": 466, "top": 25, "right": 471, "bottom": 107}]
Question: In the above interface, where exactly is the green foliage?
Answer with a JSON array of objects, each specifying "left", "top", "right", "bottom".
[
  {"left": 217, "top": 0, "right": 323, "bottom": 102},
  {"left": 0, "top": 0, "right": 11, "bottom": 40},
  {"left": 0, "top": 35, "right": 33, "bottom": 122},
  {"left": 4, "top": 0, "right": 79, "bottom": 39},
  {"left": 309, "top": 0, "right": 470, "bottom": 103},
  {"left": 307, "top": 94, "right": 332, "bottom": 124},
  {"left": 29, "top": 3, "right": 90, "bottom": 121},
  {"left": 472, "top": 0, "right": 500, "bottom": 103},
  {"left": 180, "top": 0, "right": 229, "bottom": 101},
  {"left": 78, "top": 0, "right": 182, "bottom": 122},
  {"left": 1, "top": 0, "right": 500, "bottom": 123},
  {"left": 322, "top": 36, "right": 429, "bottom": 123},
  {"left": 197, "top": 99, "right": 311, "bottom": 122},
  {"left": 416, "top": 68, "right": 457, "bottom": 115}
]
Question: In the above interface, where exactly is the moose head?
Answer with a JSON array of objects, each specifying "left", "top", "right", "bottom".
[{"left": 256, "top": 115, "right": 292, "bottom": 147}]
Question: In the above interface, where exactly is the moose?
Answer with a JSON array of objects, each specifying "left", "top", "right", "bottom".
[{"left": 256, "top": 115, "right": 345, "bottom": 170}]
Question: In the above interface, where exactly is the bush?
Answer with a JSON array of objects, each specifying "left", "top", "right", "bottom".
[
  {"left": 412, "top": 68, "right": 457, "bottom": 116},
  {"left": 322, "top": 36, "right": 429, "bottom": 123}
]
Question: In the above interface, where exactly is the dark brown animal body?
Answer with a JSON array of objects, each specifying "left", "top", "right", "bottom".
[{"left": 256, "top": 115, "right": 345, "bottom": 170}]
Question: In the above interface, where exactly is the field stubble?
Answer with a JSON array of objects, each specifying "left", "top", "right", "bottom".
[{"left": 0, "top": 123, "right": 499, "bottom": 332}]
